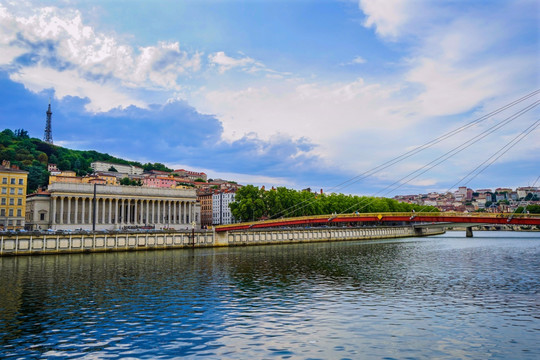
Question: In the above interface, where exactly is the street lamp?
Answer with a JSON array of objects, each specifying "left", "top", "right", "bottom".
[{"left": 92, "top": 183, "right": 104, "bottom": 232}]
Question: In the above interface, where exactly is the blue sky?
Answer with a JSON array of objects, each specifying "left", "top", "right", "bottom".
[{"left": 0, "top": 0, "right": 538, "bottom": 195}]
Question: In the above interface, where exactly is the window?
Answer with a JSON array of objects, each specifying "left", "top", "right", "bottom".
[
  {"left": 1, "top": 188, "right": 5, "bottom": 194},
  {"left": 10, "top": 188, "right": 15, "bottom": 195},
  {"left": 2, "top": 178, "right": 6, "bottom": 184},
  {"left": 19, "top": 179, "right": 23, "bottom": 185},
  {"left": 1, "top": 198, "right": 4, "bottom": 205},
  {"left": 9, "top": 199, "right": 14, "bottom": 205},
  {"left": 8, "top": 209, "right": 13, "bottom": 216},
  {"left": 17, "top": 199, "right": 22, "bottom": 205},
  {"left": 40, "top": 213, "right": 45, "bottom": 221},
  {"left": 18, "top": 188, "right": 23, "bottom": 195},
  {"left": 17, "top": 209, "right": 21, "bottom": 217},
  {"left": 16, "top": 220, "right": 21, "bottom": 226},
  {"left": 0, "top": 209, "right": 4, "bottom": 216},
  {"left": 10, "top": 178, "right": 15, "bottom": 184}
]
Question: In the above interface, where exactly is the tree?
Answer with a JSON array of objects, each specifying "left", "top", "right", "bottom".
[
  {"left": 37, "top": 152, "right": 48, "bottom": 164},
  {"left": 58, "top": 159, "right": 71, "bottom": 171},
  {"left": 14, "top": 129, "right": 29, "bottom": 138},
  {"left": 49, "top": 154, "right": 59, "bottom": 165},
  {"left": 120, "top": 177, "right": 131, "bottom": 186}
]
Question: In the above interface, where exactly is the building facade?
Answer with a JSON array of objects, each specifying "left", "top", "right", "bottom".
[
  {"left": 26, "top": 182, "right": 200, "bottom": 231},
  {"left": 212, "top": 191, "right": 236, "bottom": 225},
  {"left": 173, "top": 169, "right": 207, "bottom": 182},
  {"left": 197, "top": 192, "right": 214, "bottom": 228},
  {"left": 91, "top": 161, "right": 143, "bottom": 175},
  {"left": 0, "top": 161, "right": 28, "bottom": 230}
]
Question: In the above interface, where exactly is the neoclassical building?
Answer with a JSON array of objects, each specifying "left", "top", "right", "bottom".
[{"left": 26, "top": 182, "right": 200, "bottom": 231}]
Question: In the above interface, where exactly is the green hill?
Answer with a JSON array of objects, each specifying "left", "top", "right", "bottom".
[{"left": 0, "top": 128, "right": 172, "bottom": 193}]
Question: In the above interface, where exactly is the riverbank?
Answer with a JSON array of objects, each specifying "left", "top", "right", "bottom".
[{"left": 0, "top": 225, "right": 445, "bottom": 256}]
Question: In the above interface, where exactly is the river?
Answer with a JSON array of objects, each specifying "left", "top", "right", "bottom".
[{"left": 0, "top": 231, "right": 538, "bottom": 359}]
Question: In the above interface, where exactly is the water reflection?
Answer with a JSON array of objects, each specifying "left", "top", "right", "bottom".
[{"left": 0, "top": 233, "right": 539, "bottom": 359}]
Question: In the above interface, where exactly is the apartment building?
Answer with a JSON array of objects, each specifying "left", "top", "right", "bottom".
[{"left": 0, "top": 160, "right": 28, "bottom": 229}]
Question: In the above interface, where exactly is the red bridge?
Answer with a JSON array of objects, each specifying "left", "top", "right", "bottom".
[{"left": 215, "top": 212, "right": 540, "bottom": 233}]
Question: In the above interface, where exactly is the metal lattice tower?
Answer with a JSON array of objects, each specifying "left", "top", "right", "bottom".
[{"left": 44, "top": 102, "right": 53, "bottom": 144}]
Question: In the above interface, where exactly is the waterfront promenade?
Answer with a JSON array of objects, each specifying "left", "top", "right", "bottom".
[{"left": 0, "top": 225, "right": 444, "bottom": 256}]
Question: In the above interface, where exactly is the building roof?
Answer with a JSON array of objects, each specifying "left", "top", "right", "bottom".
[{"left": 0, "top": 165, "right": 28, "bottom": 174}]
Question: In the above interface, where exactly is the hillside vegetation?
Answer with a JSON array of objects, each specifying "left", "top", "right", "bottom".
[{"left": 0, "top": 129, "right": 171, "bottom": 193}]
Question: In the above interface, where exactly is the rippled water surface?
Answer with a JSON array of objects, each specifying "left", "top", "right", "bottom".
[{"left": 1, "top": 231, "right": 539, "bottom": 359}]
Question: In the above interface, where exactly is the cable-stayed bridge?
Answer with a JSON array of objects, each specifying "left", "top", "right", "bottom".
[
  {"left": 217, "top": 89, "right": 540, "bottom": 237},
  {"left": 215, "top": 212, "right": 540, "bottom": 237}
]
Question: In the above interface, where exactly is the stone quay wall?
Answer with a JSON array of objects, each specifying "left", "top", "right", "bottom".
[{"left": 0, "top": 226, "right": 445, "bottom": 256}]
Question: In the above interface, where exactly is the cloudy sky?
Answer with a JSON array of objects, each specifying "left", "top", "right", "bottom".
[{"left": 0, "top": 0, "right": 538, "bottom": 195}]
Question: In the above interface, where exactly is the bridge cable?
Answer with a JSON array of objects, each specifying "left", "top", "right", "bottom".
[
  {"left": 327, "top": 89, "right": 540, "bottom": 193},
  {"left": 343, "top": 102, "right": 539, "bottom": 215},
  {"left": 412, "top": 119, "right": 540, "bottom": 214},
  {"left": 264, "top": 90, "right": 540, "bottom": 220}
]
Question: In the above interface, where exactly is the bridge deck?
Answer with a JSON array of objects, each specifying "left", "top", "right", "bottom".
[{"left": 215, "top": 212, "right": 540, "bottom": 232}]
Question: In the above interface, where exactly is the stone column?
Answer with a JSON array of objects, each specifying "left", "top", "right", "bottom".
[
  {"left": 108, "top": 198, "right": 112, "bottom": 224},
  {"left": 81, "top": 197, "right": 86, "bottom": 224},
  {"left": 163, "top": 201, "right": 167, "bottom": 224},
  {"left": 183, "top": 201, "right": 186, "bottom": 224},
  {"left": 66, "top": 197, "right": 71, "bottom": 224},
  {"left": 114, "top": 198, "right": 118, "bottom": 224},
  {"left": 51, "top": 196, "right": 57, "bottom": 225},
  {"left": 88, "top": 197, "right": 93, "bottom": 224},
  {"left": 121, "top": 199, "right": 125, "bottom": 225},
  {"left": 132, "top": 199, "right": 136, "bottom": 225},
  {"left": 126, "top": 199, "right": 131, "bottom": 224},
  {"left": 59, "top": 196, "right": 64, "bottom": 224},
  {"left": 167, "top": 200, "right": 171, "bottom": 227},
  {"left": 101, "top": 198, "right": 105, "bottom": 224},
  {"left": 145, "top": 200, "right": 149, "bottom": 225},
  {"left": 74, "top": 197, "right": 79, "bottom": 225}
]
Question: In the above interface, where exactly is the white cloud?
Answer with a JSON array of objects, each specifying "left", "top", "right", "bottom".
[
  {"left": 208, "top": 51, "right": 264, "bottom": 74},
  {"left": 0, "top": 4, "right": 201, "bottom": 110},
  {"left": 359, "top": 0, "right": 413, "bottom": 39},
  {"left": 10, "top": 65, "right": 144, "bottom": 112},
  {"left": 351, "top": 56, "right": 366, "bottom": 64},
  {"left": 196, "top": 0, "right": 539, "bottom": 188}
]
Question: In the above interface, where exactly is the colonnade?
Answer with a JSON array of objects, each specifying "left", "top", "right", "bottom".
[{"left": 50, "top": 196, "right": 195, "bottom": 228}]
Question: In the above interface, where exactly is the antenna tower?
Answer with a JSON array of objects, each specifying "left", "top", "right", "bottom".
[{"left": 44, "top": 101, "right": 53, "bottom": 144}]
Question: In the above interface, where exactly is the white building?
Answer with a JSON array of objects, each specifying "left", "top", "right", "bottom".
[
  {"left": 26, "top": 182, "right": 200, "bottom": 231},
  {"left": 212, "top": 191, "right": 236, "bottom": 225},
  {"left": 91, "top": 161, "right": 144, "bottom": 175}
]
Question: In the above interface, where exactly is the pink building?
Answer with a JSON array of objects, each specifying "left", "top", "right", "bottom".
[{"left": 143, "top": 176, "right": 177, "bottom": 188}]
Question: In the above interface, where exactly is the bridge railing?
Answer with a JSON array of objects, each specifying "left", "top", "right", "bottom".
[{"left": 215, "top": 211, "right": 538, "bottom": 231}]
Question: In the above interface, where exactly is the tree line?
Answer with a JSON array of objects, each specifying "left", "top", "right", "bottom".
[{"left": 229, "top": 185, "right": 437, "bottom": 222}]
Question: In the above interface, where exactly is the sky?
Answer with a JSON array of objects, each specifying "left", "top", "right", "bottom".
[{"left": 0, "top": 0, "right": 538, "bottom": 196}]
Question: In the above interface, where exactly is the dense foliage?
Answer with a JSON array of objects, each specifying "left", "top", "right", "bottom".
[
  {"left": 0, "top": 128, "right": 172, "bottom": 193},
  {"left": 230, "top": 185, "right": 436, "bottom": 222},
  {"left": 515, "top": 205, "right": 540, "bottom": 214}
]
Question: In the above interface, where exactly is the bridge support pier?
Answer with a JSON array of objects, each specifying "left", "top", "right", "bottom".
[{"left": 465, "top": 227, "right": 474, "bottom": 238}]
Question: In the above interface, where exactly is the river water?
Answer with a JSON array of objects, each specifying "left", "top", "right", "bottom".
[{"left": 0, "top": 231, "right": 538, "bottom": 359}]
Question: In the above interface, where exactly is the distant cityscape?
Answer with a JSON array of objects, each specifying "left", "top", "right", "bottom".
[
  {"left": 2, "top": 155, "right": 539, "bottom": 232},
  {"left": 394, "top": 186, "right": 540, "bottom": 213}
]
